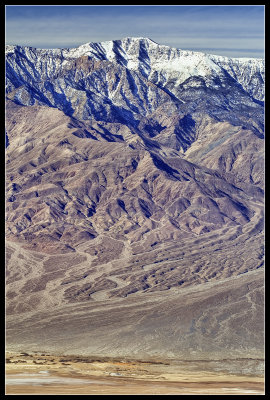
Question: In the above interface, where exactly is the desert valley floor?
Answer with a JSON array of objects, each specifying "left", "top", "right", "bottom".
[{"left": 5, "top": 351, "right": 264, "bottom": 395}]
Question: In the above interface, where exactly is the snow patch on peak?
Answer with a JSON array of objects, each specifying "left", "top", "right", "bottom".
[
  {"left": 5, "top": 45, "right": 16, "bottom": 54},
  {"left": 121, "top": 36, "right": 156, "bottom": 43}
]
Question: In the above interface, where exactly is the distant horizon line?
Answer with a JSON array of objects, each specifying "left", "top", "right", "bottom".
[{"left": 5, "top": 36, "right": 264, "bottom": 60}]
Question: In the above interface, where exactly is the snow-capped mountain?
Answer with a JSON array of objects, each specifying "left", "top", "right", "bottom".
[
  {"left": 5, "top": 37, "right": 264, "bottom": 155},
  {"left": 5, "top": 38, "right": 264, "bottom": 363},
  {"left": 5, "top": 37, "right": 264, "bottom": 100},
  {"left": 5, "top": 36, "right": 264, "bottom": 244}
]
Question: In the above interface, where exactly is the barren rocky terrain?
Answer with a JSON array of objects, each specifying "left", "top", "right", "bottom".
[{"left": 5, "top": 37, "right": 264, "bottom": 393}]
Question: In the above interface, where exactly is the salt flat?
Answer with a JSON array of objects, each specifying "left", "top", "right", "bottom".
[{"left": 5, "top": 352, "right": 264, "bottom": 395}]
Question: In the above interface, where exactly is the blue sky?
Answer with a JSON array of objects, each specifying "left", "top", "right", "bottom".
[{"left": 5, "top": 5, "right": 265, "bottom": 58}]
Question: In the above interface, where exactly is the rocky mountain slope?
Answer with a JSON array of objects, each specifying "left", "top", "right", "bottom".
[{"left": 5, "top": 37, "right": 264, "bottom": 369}]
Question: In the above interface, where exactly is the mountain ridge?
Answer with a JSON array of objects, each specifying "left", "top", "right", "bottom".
[
  {"left": 5, "top": 36, "right": 264, "bottom": 62},
  {"left": 5, "top": 36, "right": 264, "bottom": 101}
]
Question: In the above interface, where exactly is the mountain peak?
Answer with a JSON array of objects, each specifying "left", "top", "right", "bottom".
[
  {"left": 5, "top": 35, "right": 265, "bottom": 105},
  {"left": 121, "top": 36, "right": 159, "bottom": 44}
]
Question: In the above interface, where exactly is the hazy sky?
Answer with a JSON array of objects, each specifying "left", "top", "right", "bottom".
[{"left": 5, "top": 5, "right": 265, "bottom": 58}]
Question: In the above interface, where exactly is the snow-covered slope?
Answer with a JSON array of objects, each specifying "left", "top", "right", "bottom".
[{"left": 6, "top": 37, "right": 264, "bottom": 100}]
